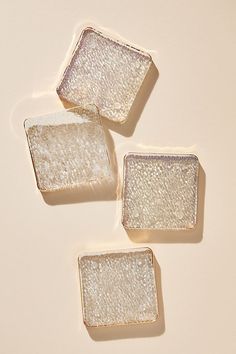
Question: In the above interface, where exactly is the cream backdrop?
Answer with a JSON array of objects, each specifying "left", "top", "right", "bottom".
[{"left": 0, "top": 1, "right": 236, "bottom": 353}]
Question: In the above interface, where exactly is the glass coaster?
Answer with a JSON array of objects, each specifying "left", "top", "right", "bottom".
[
  {"left": 57, "top": 27, "right": 152, "bottom": 124},
  {"left": 122, "top": 153, "right": 199, "bottom": 230},
  {"left": 78, "top": 247, "right": 158, "bottom": 327},
  {"left": 24, "top": 107, "right": 112, "bottom": 192}
]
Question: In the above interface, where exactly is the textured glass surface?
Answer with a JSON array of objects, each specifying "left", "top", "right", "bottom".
[
  {"left": 24, "top": 108, "right": 112, "bottom": 192},
  {"left": 122, "top": 153, "right": 199, "bottom": 230},
  {"left": 79, "top": 248, "right": 158, "bottom": 327},
  {"left": 57, "top": 27, "right": 152, "bottom": 123}
]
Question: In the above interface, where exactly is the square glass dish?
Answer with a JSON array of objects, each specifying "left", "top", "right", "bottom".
[
  {"left": 57, "top": 27, "right": 152, "bottom": 124},
  {"left": 78, "top": 247, "right": 158, "bottom": 327},
  {"left": 122, "top": 153, "right": 199, "bottom": 230},
  {"left": 24, "top": 107, "right": 112, "bottom": 192}
]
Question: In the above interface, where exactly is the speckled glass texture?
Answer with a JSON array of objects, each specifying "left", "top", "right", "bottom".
[
  {"left": 24, "top": 108, "right": 112, "bottom": 192},
  {"left": 79, "top": 248, "right": 158, "bottom": 327},
  {"left": 57, "top": 27, "right": 152, "bottom": 123},
  {"left": 122, "top": 153, "right": 199, "bottom": 230}
]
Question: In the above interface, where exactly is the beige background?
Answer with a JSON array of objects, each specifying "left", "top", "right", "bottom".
[{"left": 1, "top": 0, "right": 236, "bottom": 353}]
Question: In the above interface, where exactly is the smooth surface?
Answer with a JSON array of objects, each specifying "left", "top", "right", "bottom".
[{"left": 0, "top": 1, "right": 236, "bottom": 354}]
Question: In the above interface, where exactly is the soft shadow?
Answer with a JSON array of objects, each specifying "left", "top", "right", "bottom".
[
  {"left": 60, "top": 62, "right": 158, "bottom": 137},
  {"left": 127, "top": 165, "right": 206, "bottom": 243},
  {"left": 87, "top": 257, "right": 165, "bottom": 341},
  {"left": 42, "top": 127, "right": 119, "bottom": 205},
  {"left": 102, "top": 62, "right": 158, "bottom": 137}
]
